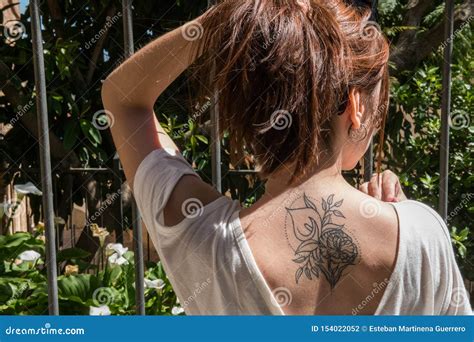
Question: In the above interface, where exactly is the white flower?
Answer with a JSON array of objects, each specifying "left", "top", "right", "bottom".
[
  {"left": 89, "top": 305, "right": 111, "bottom": 316},
  {"left": 171, "top": 306, "right": 185, "bottom": 315},
  {"left": 106, "top": 243, "right": 128, "bottom": 257},
  {"left": 108, "top": 253, "right": 128, "bottom": 266},
  {"left": 14, "top": 182, "right": 42, "bottom": 197},
  {"left": 106, "top": 243, "right": 129, "bottom": 266},
  {"left": 144, "top": 278, "right": 165, "bottom": 290},
  {"left": 18, "top": 250, "right": 41, "bottom": 262}
]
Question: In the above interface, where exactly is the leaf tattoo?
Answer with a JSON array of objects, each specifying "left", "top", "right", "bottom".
[{"left": 286, "top": 194, "right": 358, "bottom": 289}]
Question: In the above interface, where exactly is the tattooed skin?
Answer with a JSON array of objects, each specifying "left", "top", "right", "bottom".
[{"left": 285, "top": 194, "right": 359, "bottom": 289}]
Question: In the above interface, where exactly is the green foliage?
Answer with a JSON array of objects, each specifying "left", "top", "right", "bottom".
[
  {"left": 0, "top": 231, "right": 181, "bottom": 315},
  {"left": 381, "top": 19, "right": 473, "bottom": 278}
]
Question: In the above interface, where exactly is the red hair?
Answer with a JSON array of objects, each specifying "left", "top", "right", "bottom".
[{"left": 194, "top": 0, "right": 390, "bottom": 182}]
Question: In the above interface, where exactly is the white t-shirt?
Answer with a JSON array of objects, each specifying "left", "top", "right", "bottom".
[{"left": 133, "top": 149, "right": 472, "bottom": 315}]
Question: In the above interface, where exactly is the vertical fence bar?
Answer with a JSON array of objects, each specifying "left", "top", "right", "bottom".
[
  {"left": 207, "top": 0, "right": 222, "bottom": 193},
  {"left": 438, "top": 0, "right": 454, "bottom": 220},
  {"left": 363, "top": 143, "right": 373, "bottom": 182},
  {"left": 29, "top": 0, "right": 59, "bottom": 315},
  {"left": 210, "top": 91, "right": 222, "bottom": 193},
  {"left": 121, "top": 0, "right": 145, "bottom": 315}
]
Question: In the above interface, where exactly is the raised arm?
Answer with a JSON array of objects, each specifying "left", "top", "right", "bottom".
[{"left": 101, "top": 16, "right": 204, "bottom": 185}]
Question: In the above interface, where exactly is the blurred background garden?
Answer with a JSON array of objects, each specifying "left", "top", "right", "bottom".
[{"left": 0, "top": 0, "right": 472, "bottom": 315}]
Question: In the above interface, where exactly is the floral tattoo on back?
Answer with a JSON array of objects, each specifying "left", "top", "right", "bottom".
[{"left": 285, "top": 194, "right": 359, "bottom": 289}]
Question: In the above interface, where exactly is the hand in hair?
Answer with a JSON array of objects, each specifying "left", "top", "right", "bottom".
[{"left": 359, "top": 170, "right": 407, "bottom": 202}]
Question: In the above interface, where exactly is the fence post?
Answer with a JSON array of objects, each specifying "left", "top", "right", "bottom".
[
  {"left": 29, "top": 0, "right": 59, "bottom": 315},
  {"left": 363, "top": 143, "right": 373, "bottom": 182},
  {"left": 207, "top": 0, "right": 222, "bottom": 193},
  {"left": 439, "top": 0, "right": 455, "bottom": 221},
  {"left": 121, "top": 0, "right": 145, "bottom": 315}
]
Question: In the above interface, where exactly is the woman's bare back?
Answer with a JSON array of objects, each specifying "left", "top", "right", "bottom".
[{"left": 241, "top": 182, "right": 399, "bottom": 315}]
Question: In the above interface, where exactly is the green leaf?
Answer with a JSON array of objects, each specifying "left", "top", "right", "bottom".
[
  {"left": 57, "top": 248, "right": 91, "bottom": 263},
  {"left": 195, "top": 135, "right": 208, "bottom": 144},
  {"left": 57, "top": 274, "right": 99, "bottom": 304},
  {"left": 80, "top": 119, "right": 102, "bottom": 147}
]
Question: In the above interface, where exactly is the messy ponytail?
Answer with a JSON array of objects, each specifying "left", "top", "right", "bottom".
[{"left": 194, "top": 0, "right": 389, "bottom": 182}]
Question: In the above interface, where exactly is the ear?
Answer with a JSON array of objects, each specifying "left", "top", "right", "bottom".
[{"left": 347, "top": 88, "right": 365, "bottom": 129}]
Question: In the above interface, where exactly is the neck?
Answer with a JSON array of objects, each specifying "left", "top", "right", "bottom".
[{"left": 264, "top": 151, "right": 346, "bottom": 196}]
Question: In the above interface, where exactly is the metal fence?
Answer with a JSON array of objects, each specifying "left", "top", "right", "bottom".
[{"left": 25, "top": 0, "right": 456, "bottom": 315}]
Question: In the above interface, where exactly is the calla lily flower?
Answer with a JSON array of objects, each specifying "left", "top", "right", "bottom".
[
  {"left": 91, "top": 224, "right": 109, "bottom": 247},
  {"left": 144, "top": 278, "right": 165, "bottom": 290},
  {"left": 171, "top": 306, "right": 185, "bottom": 315},
  {"left": 14, "top": 182, "right": 42, "bottom": 200},
  {"left": 108, "top": 253, "right": 128, "bottom": 266},
  {"left": 89, "top": 305, "right": 111, "bottom": 316},
  {"left": 64, "top": 264, "right": 79, "bottom": 276},
  {"left": 18, "top": 250, "right": 41, "bottom": 262},
  {"left": 105, "top": 243, "right": 129, "bottom": 265},
  {"left": 106, "top": 243, "right": 128, "bottom": 257}
]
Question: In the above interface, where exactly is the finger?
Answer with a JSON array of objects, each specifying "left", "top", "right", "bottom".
[
  {"left": 381, "top": 171, "right": 397, "bottom": 202},
  {"left": 359, "top": 182, "right": 369, "bottom": 194},
  {"left": 368, "top": 173, "right": 382, "bottom": 200},
  {"left": 394, "top": 181, "right": 408, "bottom": 202}
]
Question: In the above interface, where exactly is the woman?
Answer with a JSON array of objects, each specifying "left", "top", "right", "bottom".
[{"left": 101, "top": 0, "right": 471, "bottom": 315}]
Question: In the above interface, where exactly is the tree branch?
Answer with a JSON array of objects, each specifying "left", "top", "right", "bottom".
[{"left": 390, "top": 0, "right": 474, "bottom": 76}]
